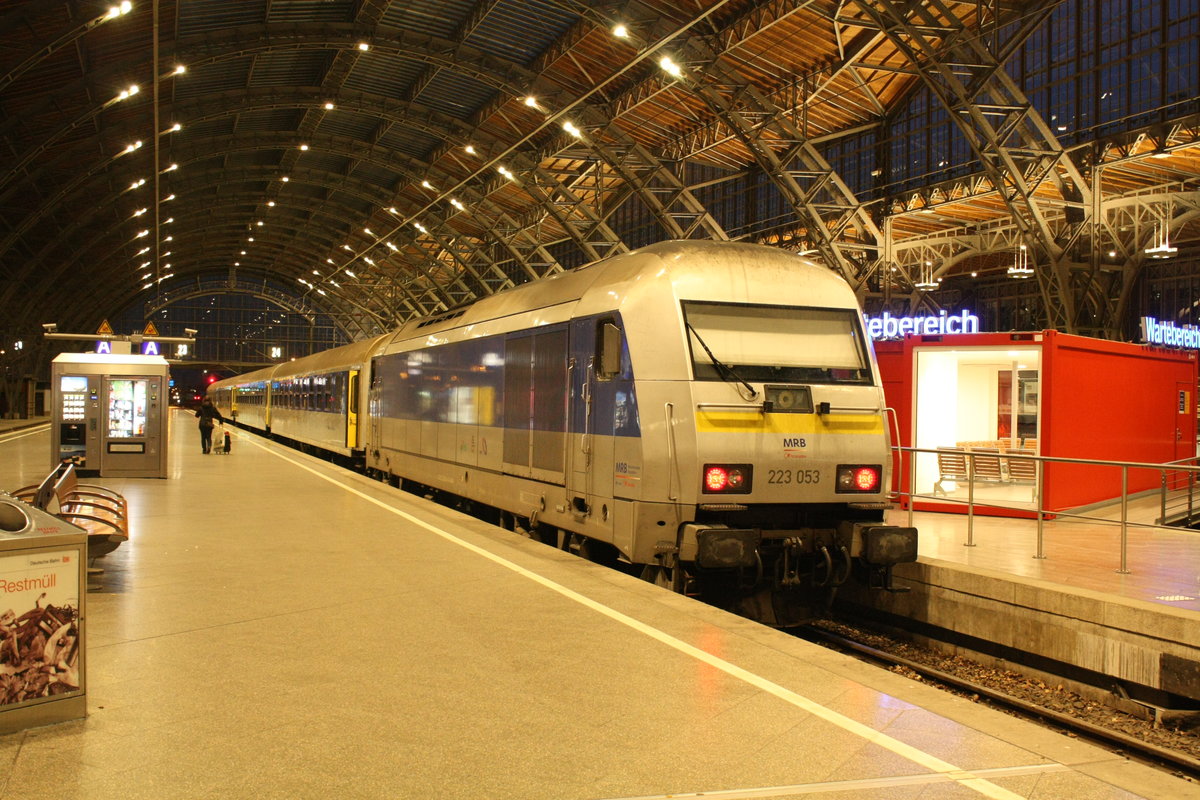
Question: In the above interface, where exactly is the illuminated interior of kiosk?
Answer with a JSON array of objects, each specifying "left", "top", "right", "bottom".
[{"left": 914, "top": 347, "right": 1041, "bottom": 506}]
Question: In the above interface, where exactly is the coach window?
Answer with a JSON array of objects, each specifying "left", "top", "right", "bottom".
[{"left": 595, "top": 318, "right": 622, "bottom": 380}]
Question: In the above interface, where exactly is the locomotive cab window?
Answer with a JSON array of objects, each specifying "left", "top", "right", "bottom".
[
  {"left": 595, "top": 318, "right": 622, "bottom": 380},
  {"left": 682, "top": 301, "right": 871, "bottom": 385}
]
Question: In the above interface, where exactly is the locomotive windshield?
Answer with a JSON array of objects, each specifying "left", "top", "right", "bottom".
[{"left": 682, "top": 301, "right": 872, "bottom": 385}]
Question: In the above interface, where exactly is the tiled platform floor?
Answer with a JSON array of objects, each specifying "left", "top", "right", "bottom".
[{"left": 0, "top": 412, "right": 1195, "bottom": 799}]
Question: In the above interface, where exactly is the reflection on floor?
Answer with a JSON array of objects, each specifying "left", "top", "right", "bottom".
[
  {"left": 887, "top": 489, "right": 1200, "bottom": 613},
  {"left": 918, "top": 479, "right": 1039, "bottom": 510}
]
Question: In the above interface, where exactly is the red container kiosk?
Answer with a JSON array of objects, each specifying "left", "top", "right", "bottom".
[{"left": 876, "top": 330, "right": 1198, "bottom": 516}]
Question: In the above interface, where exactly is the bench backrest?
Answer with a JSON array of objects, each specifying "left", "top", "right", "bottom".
[
  {"left": 937, "top": 448, "right": 969, "bottom": 478},
  {"left": 30, "top": 466, "right": 62, "bottom": 510},
  {"left": 49, "top": 463, "right": 79, "bottom": 511}
]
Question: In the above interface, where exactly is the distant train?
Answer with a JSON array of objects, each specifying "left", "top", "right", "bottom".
[{"left": 210, "top": 240, "right": 917, "bottom": 624}]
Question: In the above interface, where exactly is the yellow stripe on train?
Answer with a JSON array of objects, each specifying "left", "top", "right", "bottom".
[{"left": 695, "top": 411, "right": 885, "bottom": 435}]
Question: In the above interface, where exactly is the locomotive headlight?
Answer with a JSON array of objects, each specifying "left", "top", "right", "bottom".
[
  {"left": 764, "top": 384, "right": 813, "bottom": 413},
  {"left": 703, "top": 464, "right": 752, "bottom": 494},
  {"left": 836, "top": 465, "right": 881, "bottom": 493}
]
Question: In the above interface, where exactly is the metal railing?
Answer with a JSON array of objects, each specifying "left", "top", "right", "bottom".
[
  {"left": 897, "top": 445, "right": 1200, "bottom": 575},
  {"left": 1160, "top": 455, "right": 1200, "bottom": 528}
]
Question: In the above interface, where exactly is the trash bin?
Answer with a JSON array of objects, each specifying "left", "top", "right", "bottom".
[{"left": 0, "top": 492, "right": 87, "bottom": 733}]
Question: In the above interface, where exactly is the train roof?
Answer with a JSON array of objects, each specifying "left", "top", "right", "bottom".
[
  {"left": 386, "top": 240, "right": 844, "bottom": 343},
  {"left": 271, "top": 333, "right": 391, "bottom": 380},
  {"left": 207, "top": 240, "right": 852, "bottom": 387}
]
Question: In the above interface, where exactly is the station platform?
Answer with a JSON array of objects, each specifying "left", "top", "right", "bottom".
[{"left": 0, "top": 410, "right": 1196, "bottom": 799}]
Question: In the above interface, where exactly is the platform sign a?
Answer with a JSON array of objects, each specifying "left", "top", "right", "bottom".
[
  {"left": 140, "top": 322, "right": 161, "bottom": 356},
  {"left": 95, "top": 320, "right": 114, "bottom": 354}
]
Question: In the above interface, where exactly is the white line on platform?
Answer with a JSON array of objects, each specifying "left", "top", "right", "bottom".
[{"left": 249, "top": 436, "right": 1047, "bottom": 800}]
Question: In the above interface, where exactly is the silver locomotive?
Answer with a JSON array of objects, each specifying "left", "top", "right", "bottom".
[{"left": 212, "top": 240, "right": 917, "bottom": 624}]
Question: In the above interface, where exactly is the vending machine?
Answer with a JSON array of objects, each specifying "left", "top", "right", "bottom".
[{"left": 51, "top": 353, "right": 170, "bottom": 478}]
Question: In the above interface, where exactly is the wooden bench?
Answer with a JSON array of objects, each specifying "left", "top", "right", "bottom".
[
  {"left": 12, "top": 463, "right": 128, "bottom": 559},
  {"left": 933, "top": 448, "right": 969, "bottom": 496},
  {"left": 1004, "top": 449, "right": 1039, "bottom": 483}
]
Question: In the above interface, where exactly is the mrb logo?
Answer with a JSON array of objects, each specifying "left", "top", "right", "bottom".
[{"left": 782, "top": 438, "right": 807, "bottom": 449}]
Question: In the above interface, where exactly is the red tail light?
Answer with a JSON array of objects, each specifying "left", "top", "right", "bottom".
[
  {"left": 703, "top": 464, "right": 752, "bottom": 494},
  {"left": 837, "top": 465, "right": 881, "bottom": 493}
]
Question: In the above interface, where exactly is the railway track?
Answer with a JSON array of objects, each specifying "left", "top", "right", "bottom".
[{"left": 798, "top": 623, "right": 1200, "bottom": 781}]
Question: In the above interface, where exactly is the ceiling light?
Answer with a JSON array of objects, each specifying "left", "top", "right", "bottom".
[
  {"left": 342, "top": 244, "right": 353, "bottom": 251},
  {"left": 450, "top": 198, "right": 465, "bottom": 210},
  {"left": 613, "top": 23, "right": 629, "bottom": 38},
  {"left": 256, "top": 221, "right": 264, "bottom": 226},
  {"left": 105, "top": 2, "right": 132, "bottom": 20},
  {"left": 174, "top": 65, "right": 186, "bottom": 74},
  {"left": 498, "top": 165, "right": 513, "bottom": 179},
  {"left": 358, "top": 42, "right": 370, "bottom": 51},
  {"left": 385, "top": 241, "right": 398, "bottom": 251},
  {"left": 421, "top": 180, "right": 434, "bottom": 190},
  {"left": 324, "top": 102, "right": 334, "bottom": 110},
  {"left": 364, "top": 227, "right": 374, "bottom": 235},
  {"left": 299, "top": 144, "right": 309, "bottom": 151},
  {"left": 523, "top": 96, "right": 538, "bottom": 108},
  {"left": 267, "top": 201, "right": 275, "bottom": 207},
  {"left": 118, "top": 84, "right": 139, "bottom": 100},
  {"left": 562, "top": 121, "right": 582, "bottom": 138},
  {"left": 281, "top": 176, "right": 289, "bottom": 182},
  {"left": 133, "top": 208, "right": 146, "bottom": 216},
  {"left": 344, "top": 269, "right": 356, "bottom": 278},
  {"left": 464, "top": 145, "right": 476, "bottom": 155},
  {"left": 414, "top": 222, "right": 427, "bottom": 233},
  {"left": 163, "top": 193, "right": 175, "bottom": 201},
  {"left": 313, "top": 270, "right": 320, "bottom": 275},
  {"left": 659, "top": 56, "right": 683, "bottom": 79},
  {"left": 364, "top": 257, "right": 375, "bottom": 265},
  {"left": 170, "top": 123, "right": 181, "bottom": 132},
  {"left": 135, "top": 229, "right": 148, "bottom": 238}
]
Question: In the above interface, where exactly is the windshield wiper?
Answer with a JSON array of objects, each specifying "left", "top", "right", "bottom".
[{"left": 685, "top": 321, "right": 758, "bottom": 399}]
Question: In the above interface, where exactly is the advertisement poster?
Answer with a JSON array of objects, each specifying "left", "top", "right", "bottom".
[{"left": 0, "top": 550, "right": 81, "bottom": 707}]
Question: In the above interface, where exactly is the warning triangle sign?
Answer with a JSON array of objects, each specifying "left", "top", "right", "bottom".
[
  {"left": 97, "top": 320, "right": 114, "bottom": 335},
  {"left": 143, "top": 321, "right": 159, "bottom": 336}
]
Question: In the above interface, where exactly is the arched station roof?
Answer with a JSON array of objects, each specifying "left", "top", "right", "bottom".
[{"left": 1, "top": 0, "right": 1197, "bottom": 346}]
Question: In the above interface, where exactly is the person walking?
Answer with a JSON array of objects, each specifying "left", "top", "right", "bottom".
[{"left": 194, "top": 398, "right": 224, "bottom": 454}]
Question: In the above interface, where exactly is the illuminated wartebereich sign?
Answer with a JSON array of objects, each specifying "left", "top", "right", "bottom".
[
  {"left": 864, "top": 310, "right": 980, "bottom": 340},
  {"left": 1141, "top": 316, "right": 1200, "bottom": 349}
]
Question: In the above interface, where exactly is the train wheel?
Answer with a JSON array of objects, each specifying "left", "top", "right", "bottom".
[
  {"left": 642, "top": 560, "right": 685, "bottom": 594},
  {"left": 575, "top": 537, "right": 619, "bottom": 568}
]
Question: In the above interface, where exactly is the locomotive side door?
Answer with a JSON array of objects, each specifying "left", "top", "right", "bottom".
[
  {"left": 567, "top": 320, "right": 594, "bottom": 514},
  {"left": 567, "top": 317, "right": 623, "bottom": 516}
]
